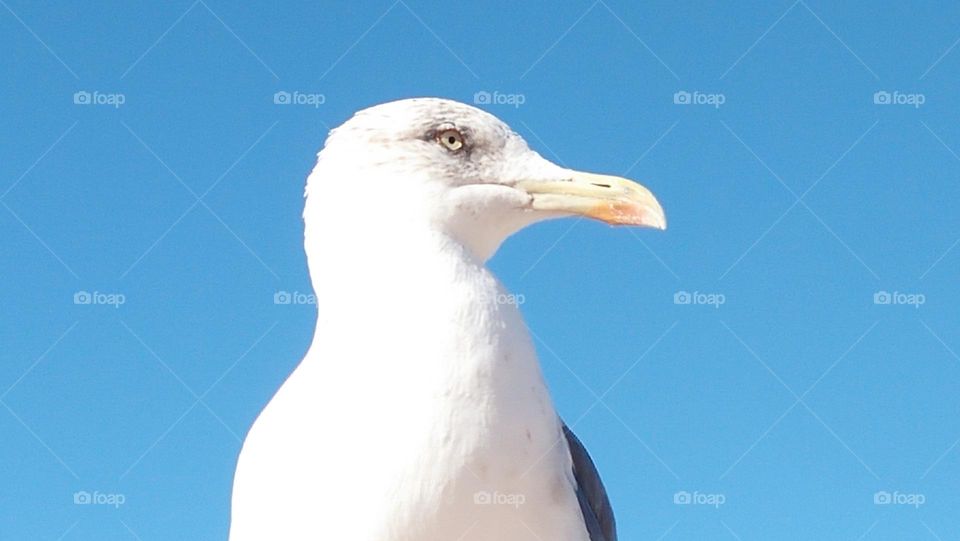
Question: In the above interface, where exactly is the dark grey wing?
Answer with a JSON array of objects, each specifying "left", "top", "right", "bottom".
[{"left": 563, "top": 422, "right": 616, "bottom": 541}]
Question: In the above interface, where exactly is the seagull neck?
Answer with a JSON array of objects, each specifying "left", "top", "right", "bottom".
[{"left": 297, "top": 216, "right": 532, "bottom": 382}]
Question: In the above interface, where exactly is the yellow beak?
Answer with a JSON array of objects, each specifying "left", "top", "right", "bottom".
[{"left": 516, "top": 171, "right": 666, "bottom": 229}]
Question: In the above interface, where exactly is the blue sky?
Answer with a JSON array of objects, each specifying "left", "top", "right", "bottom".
[{"left": 2, "top": 1, "right": 960, "bottom": 539}]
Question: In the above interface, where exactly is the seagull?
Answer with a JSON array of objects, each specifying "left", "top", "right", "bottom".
[{"left": 229, "top": 98, "right": 666, "bottom": 541}]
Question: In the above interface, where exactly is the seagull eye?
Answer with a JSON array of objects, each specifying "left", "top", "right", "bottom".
[{"left": 437, "top": 129, "right": 464, "bottom": 151}]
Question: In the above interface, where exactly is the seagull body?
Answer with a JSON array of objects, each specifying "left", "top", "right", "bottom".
[{"left": 229, "top": 98, "right": 665, "bottom": 541}]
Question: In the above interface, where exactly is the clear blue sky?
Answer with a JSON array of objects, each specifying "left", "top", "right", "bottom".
[{"left": 2, "top": 1, "right": 959, "bottom": 539}]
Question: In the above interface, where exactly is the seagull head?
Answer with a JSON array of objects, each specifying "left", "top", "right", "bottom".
[{"left": 305, "top": 98, "right": 665, "bottom": 262}]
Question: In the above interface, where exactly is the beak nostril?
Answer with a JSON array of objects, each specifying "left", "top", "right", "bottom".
[{"left": 590, "top": 183, "right": 612, "bottom": 189}]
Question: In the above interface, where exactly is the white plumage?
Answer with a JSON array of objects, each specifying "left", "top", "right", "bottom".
[{"left": 229, "top": 98, "right": 665, "bottom": 541}]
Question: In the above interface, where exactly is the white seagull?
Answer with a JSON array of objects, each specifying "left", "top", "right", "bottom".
[{"left": 229, "top": 98, "right": 666, "bottom": 541}]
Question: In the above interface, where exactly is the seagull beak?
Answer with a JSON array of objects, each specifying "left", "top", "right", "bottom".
[{"left": 515, "top": 171, "right": 667, "bottom": 229}]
